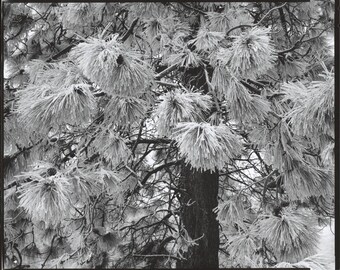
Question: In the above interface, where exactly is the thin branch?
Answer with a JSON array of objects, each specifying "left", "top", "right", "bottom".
[
  {"left": 13, "top": 243, "right": 22, "bottom": 268},
  {"left": 257, "top": 2, "right": 288, "bottom": 26},
  {"left": 41, "top": 235, "right": 58, "bottom": 269},
  {"left": 141, "top": 161, "right": 181, "bottom": 186},
  {"left": 4, "top": 139, "right": 43, "bottom": 173},
  {"left": 4, "top": 178, "right": 33, "bottom": 191},
  {"left": 155, "top": 80, "right": 179, "bottom": 88},
  {"left": 226, "top": 2, "right": 287, "bottom": 36},
  {"left": 155, "top": 64, "right": 178, "bottom": 80},
  {"left": 121, "top": 18, "right": 139, "bottom": 42},
  {"left": 240, "top": 80, "right": 262, "bottom": 95},
  {"left": 46, "top": 43, "right": 78, "bottom": 62},
  {"left": 277, "top": 26, "right": 331, "bottom": 54},
  {"left": 203, "top": 64, "right": 221, "bottom": 112},
  {"left": 127, "top": 138, "right": 172, "bottom": 145},
  {"left": 131, "top": 119, "right": 145, "bottom": 156},
  {"left": 179, "top": 2, "right": 207, "bottom": 16},
  {"left": 226, "top": 24, "right": 252, "bottom": 36},
  {"left": 124, "top": 160, "right": 181, "bottom": 201},
  {"left": 132, "top": 254, "right": 183, "bottom": 261}
]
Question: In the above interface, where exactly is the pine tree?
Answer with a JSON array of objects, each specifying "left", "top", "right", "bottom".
[{"left": 3, "top": 2, "right": 334, "bottom": 269}]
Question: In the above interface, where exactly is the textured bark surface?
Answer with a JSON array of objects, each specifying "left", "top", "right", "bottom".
[{"left": 177, "top": 164, "right": 219, "bottom": 268}]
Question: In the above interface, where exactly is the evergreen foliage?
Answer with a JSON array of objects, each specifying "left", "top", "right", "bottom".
[
  {"left": 173, "top": 122, "right": 242, "bottom": 171},
  {"left": 3, "top": 2, "right": 334, "bottom": 269}
]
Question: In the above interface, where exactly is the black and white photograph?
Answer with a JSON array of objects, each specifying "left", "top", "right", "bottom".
[{"left": 3, "top": 1, "right": 336, "bottom": 269}]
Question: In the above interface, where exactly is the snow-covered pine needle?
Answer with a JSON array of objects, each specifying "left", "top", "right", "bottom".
[
  {"left": 276, "top": 55, "right": 309, "bottom": 80},
  {"left": 211, "top": 64, "right": 272, "bottom": 124},
  {"left": 188, "top": 26, "right": 225, "bottom": 52},
  {"left": 216, "top": 27, "right": 276, "bottom": 78},
  {"left": 227, "top": 233, "right": 258, "bottom": 263},
  {"left": 26, "top": 60, "right": 87, "bottom": 87},
  {"left": 275, "top": 254, "right": 332, "bottom": 270},
  {"left": 62, "top": 3, "right": 105, "bottom": 29},
  {"left": 282, "top": 166, "right": 333, "bottom": 201},
  {"left": 165, "top": 48, "right": 202, "bottom": 68},
  {"left": 214, "top": 195, "right": 246, "bottom": 228},
  {"left": 104, "top": 95, "right": 148, "bottom": 126},
  {"left": 206, "top": 8, "right": 252, "bottom": 33},
  {"left": 253, "top": 209, "right": 319, "bottom": 263},
  {"left": 155, "top": 90, "right": 212, "bottom": 136},
  {"left": 17, "top": 172, "right": 72, "bottom": 226},
  {"left": 281, "top": 73, "right": 334, "bottom": 143},
  {"left": 70, "top": 36, "right": 154, "bottom": 95},
  {"left": 224, "top": 78, "right": 271, "bottom": 123},
  {"left": 206, "top": 11, "right": 231, "bottom": 32},
  {"left": 92, "top": 130, "right": 131, "bottom": 166},
  {"left": 17, "top": 83, "right": 95, "bottom": 132},
  {"left": 172, "top": 122, "right": 242, "bottom": 171}
]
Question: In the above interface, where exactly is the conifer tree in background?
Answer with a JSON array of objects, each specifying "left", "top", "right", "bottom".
[{"left": 3, "top": 2, "right": 334, "bottom": 269}]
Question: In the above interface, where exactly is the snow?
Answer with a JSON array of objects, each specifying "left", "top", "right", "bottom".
[{"left": 316, "top": 219, "right": 335, "bottom": 270}]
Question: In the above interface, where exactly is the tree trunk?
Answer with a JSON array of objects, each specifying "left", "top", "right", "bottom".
[{"left": 177, "top": 163, "right": 219, "bottom": 268}]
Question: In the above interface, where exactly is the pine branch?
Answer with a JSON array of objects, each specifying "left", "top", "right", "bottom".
[
  {"left": 141, "top": 161, "right": 181, "bottom": 186},
  {"left": 93, "top": 91, "right": 107, "bottom": 97},
  {"left": 226, "top": 24, "right": 252, "bottom": 36},
  {"left": 4, "top": 139, "right": 43, "bottom": 174},
  {"left": 240, "top": 80, "right": 262, "bottom": 95},
  {"left": 179, "top": 3, "right": 207, "bottom": 16},
  {"left": 127, "top": 138, "right": 172, "bottom": 145},
  {"left": 13, "top": 243, "right": 22, "bottom": 268},
  {"left": 155, "top": 64, "right": 178, "bottom": 80},
  {"left": 124, "top": 161, "right": 181, "bottom": 202},
  {"left": 46, "top": 42, "right": 79, "bottom": 62},
  {"left": 277, "top": 26, "right": 331, "bottom": 54},
  {"left": 41, "top": 235, "right": 58, "bottom": 269},
  {"left": 203, "top": 65, "right": 221, "bottom": 112},
  {"left": 278, "top": 6, "right": 290, "bottom": 44},
  {"left": 4, "top": 178, "right": 33, "bottom": 191},
  {"left": 131, "top": 119, "right": 145, "bottom": 156},
  {"left": 132, "top": 254, "right": 182, "bottom": 261},
  {"left": 226, "top": 2, "right": 287, "bottom": 36},
  {"left": 155, "top": 80, "right": 179, "bottom": 88},
  {"left": 121, "top": 18, "right": 139, "bottom": 42}
]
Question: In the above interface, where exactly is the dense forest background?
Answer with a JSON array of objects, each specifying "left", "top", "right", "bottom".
[{"left": 3, "top": 1, "right": 335, "bottom": 269}]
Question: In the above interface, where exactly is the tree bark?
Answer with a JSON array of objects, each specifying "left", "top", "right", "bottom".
[
  {"left": 177, "top": 163, "right": 219, "bottom": 268},
  {"left": 176, "top": 62, "right": 219, "bottom": 268}
]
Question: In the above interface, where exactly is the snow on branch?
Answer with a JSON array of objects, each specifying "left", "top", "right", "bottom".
[
  {"left": 155, "top": 90, "right": 212, "bottom": 136},
  {"left": 172, "top": 122, "right": 242, "bottom": 171}
]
